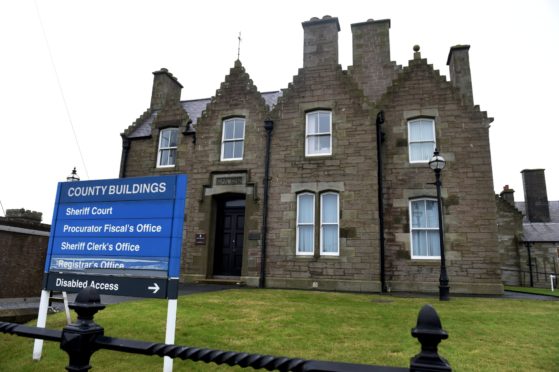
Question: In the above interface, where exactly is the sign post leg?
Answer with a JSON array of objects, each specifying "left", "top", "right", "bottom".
[
  {"left": 32, "top": 289, "right": 50, "bottom": 360},
  {"left": 163, "top": 299, "right": 177, "bottom": 372}
]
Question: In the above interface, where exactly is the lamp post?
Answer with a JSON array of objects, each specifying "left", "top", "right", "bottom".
[
  {"left": 67, "top": 167, "right": 80, "bottom": 182},
  {"left": 429, "top": 149, "right": 449, "bottom": 301}
]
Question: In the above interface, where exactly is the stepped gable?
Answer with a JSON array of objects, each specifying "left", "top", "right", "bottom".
[
  {"left": 378, "top": 46, "right": 493, "bottom": 126},
  {"left": 152, "top": 99, "right": 191, "bottom": 132},
  {"left": 197, "top": 60, "right": 270, "bottom": 125},
  {"left": 272, "top": 64, "right": 369, "bottom": 120}
]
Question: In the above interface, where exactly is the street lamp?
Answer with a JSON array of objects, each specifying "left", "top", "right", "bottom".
[
  {"left": 429, "top": 149, "right": 449, "bottom": 301},
  {"left": 67, "top": 167, "right": 80, "bottom": 182}
]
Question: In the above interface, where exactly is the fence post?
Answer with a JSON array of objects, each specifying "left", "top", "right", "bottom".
[
  {"left": 59, "top": 287, "right": 105, "bottom": 371},
  {"left": 410, "top": 304, "right": 451, "bottom": 371}
]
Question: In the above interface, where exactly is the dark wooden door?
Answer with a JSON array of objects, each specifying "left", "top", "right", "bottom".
[{"left": 214, "top": 199, "right": 244, "bottom": 276}]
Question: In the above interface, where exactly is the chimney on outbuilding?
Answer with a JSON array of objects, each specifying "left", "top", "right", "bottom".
[
  {"left": 150, "top": 68, "right": 183, "bottom": 110},
  {"left": 447, "top": 45, "right": 473, "bottom": 106},
  {"left": 302, "top": 16, "right": 340, "bottom": 68},
  {"left": 522, "top": 169, "right": 550, "bottom": 222},
  {"left": 500, "top": 185, "right": 515, "bottom": 206}
]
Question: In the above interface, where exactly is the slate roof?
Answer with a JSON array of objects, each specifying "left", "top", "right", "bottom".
[
  {"left": 515, "top": 201, "right": 559, "bottom": 243},
  {"left": 127, "top": 91, "right": 282, "bottom": 139}
]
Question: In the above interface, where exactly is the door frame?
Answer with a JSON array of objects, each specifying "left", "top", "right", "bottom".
[{"left": 212, "top": 193, "right": 246, "bottom": 277}]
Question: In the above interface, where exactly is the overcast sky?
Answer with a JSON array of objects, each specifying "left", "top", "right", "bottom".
[{"left": 1, "top": 0, "right": 558, "bottom": 223}]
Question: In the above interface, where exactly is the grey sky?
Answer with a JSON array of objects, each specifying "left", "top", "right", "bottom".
[{"left": 1, "top": 0, "right": 558, "bottom": 223}]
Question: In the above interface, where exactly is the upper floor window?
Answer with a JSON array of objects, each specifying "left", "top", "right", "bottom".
[
  {"left": 320, "top": 192, "right": 339, "bottom": 256},
  {"left": 306, "top": 111, "right": 332, "bottom": 156},
  {"left": 221, "top": 117, "right": 245, "bottom": 161},
  {"left": 410, "top": 198, "right": 440, "bottom": 259},
  {"left": 408, "top": 118, "right": 435, "bottom": 163},
  {"left": 157, "top": 128, "right": 178, "bottom": 167},
  {"left": 296, "top": 193, "right": 315, "bottom": 255}
]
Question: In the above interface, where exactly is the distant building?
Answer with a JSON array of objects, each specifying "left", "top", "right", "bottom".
[
  {"left": 0, "top": 209, "right": 50, "bottom": 298},
  {"left": 120, "top": 16, "right": 502, "bottom": 294},
  {"left": 498, "top": 169, "right": 559, "bottom": 287}
]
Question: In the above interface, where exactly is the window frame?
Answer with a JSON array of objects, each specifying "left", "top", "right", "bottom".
[
  {"left": 220, "top": 117, "right": 245, "bottom": 161},
  {"left": 407, "top": 118, "right": 436, "bottom": 164},
  {"left": 320, "top": 192, "right": 340, "bottom": 256},
  {"left": 156, "top": 127, "right": 178, "bottom": 168},
  {"left": 305, "top": 110, "right": 332, "bottom": 157},
  {"left": 409, "top": 198, "right": 441, "bottom": 259},
  {"left": 296, "top": 192, "right": 315, "bottom": 256}
]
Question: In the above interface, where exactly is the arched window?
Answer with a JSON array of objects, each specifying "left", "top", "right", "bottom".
[
  {"left": 320, "top": 192, "right": 339, "bottom": 255},
  {"left": 296, "top": 193, "right": 315, "bottom": 255}
]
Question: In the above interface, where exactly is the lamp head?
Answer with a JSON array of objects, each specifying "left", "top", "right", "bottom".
[{"left": 429, "top": 149, "right": 446, "bottom": 171}]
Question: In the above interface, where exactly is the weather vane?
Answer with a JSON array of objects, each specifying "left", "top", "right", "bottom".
[{"left": 237, "top": 31, "right": 242, "bottom": 60}]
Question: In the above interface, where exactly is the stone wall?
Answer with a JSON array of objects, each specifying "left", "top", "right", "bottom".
[
  {"left": 496, "top": 196, "right": 523, "bottom": 286},
  {"left": 0, "top": 215, "right": 50, "bottom": 298},
  {"left": 379, "top": 53, "right": 501, "bottom": 294}
]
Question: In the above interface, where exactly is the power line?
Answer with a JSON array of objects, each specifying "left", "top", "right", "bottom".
[
  {"left": 33, "top": 0, "right": 89, "bottom": 179},
  {"left": 0, "top": 200, "right": 5, "bottom": 216}
]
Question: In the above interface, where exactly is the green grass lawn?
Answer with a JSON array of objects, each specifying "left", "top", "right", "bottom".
[
  {"left": 1, "top": 289, "right": 558, "bottom": 371},
  {"left": 505, "top": 285, "right": 559, "bottom": 298}
]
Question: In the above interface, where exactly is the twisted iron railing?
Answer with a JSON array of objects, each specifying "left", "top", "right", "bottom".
[{"left": 0, "top": 287, "right": 451, "bottom": 371}]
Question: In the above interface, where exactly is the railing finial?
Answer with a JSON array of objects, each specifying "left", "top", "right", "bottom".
[{"left": 410, "top": 304, "right": 451, "bottom": 371}]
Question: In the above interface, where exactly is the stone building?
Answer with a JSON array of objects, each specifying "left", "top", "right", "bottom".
[
  {"left": 498, "top": 169, "right": 559, "bottom": 287},
  {"left": 120, "top": 16, "right": 502, "bottom": 294},
  {"left": 0, "top": 209, "right": 50, "bottom": 298}
]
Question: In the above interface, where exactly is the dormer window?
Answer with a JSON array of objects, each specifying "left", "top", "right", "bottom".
[
  {"left": 408, "top": 118, "right": 436, "bottom": 163},
  {"left": 306, "top": 110, "right": 332, "bottom": 156},
  {"left": 221, "top": 117, "right": 245, "bottom": 161},
  {"left": 157, "top": 128, "right": 178, "bottom": 167}
]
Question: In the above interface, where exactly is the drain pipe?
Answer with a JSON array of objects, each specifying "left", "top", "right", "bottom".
[
  {"left": 119, "top": 134, "right": 130, "bottom": 178},
  {"left": 260, "top": 119, "right": 274, "bottom": 288},
  {"left": 376, "top": 111, "right": 387, "bottom": 293}
]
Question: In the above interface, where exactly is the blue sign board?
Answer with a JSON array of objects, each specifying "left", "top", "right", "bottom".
[{"left": 43, "top": 175, "right": 187, "bottom": 299}]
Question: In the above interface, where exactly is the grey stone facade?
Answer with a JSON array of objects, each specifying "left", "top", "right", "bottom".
[{"left": 120, "top": 16, "right": 503, "bottom": 294}]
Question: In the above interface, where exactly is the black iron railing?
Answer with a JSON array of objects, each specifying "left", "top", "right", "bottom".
[{"left": 0, "top": 287, "right": 452, "bottom": 371}]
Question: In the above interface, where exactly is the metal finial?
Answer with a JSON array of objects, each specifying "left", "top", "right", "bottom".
[{"left": 237, "top": 32, "right": 242, "bottom": 60}]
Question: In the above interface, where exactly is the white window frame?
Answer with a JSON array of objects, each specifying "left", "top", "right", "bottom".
[
  {"left": 221, "top": 117, "right": 245, "bottom": 161},
  {"left": 296, "top": 192, "right": 315, "bottom": 256},
  {"left": 408, "top": 118, "right": 436, "bottom": 163},
  {"left": 156, "top": 128, "right": 178, "bottom": 168},
  {"left": 320, "top": 192, "right": 339, "bottom": 256},
  {"left": 305, "top": 110, "right": 332, "bottom": 157},
  {"left": 409, "top": 198, "right": 441, "bottom": 259}
]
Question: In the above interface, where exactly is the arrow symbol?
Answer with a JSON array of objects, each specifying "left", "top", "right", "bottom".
[{"left": 148, "top": 283, "right": 160, "bottom": 294}]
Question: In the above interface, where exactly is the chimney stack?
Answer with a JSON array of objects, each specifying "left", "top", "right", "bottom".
[
  {"left": 500, "top": 185, "right": 515, "bottom": 206},
  {"left": 522, "top": 169, "right": 550, "bottom": 222},
  {"left": 447, "top": 45, "right": 473, "bottom": 106},
  {"left": 351, "top": 19, "right": 391, "bottom": 69},
  {"left": 302, "top": 16, "right": 340, "bottom": 68},
  {"left": 150, "top": 68, "right": 183, "bottom": 110},
  {"left": 349, "top": 19, "right": 397, "bottom": 103}
]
